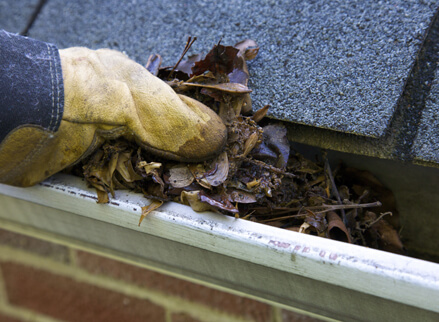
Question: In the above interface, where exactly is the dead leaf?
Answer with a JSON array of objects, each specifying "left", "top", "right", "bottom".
[
  {"left": 199, "top": 191, "right": 239, "bottom": 213},
  {"left": 205, "top": 152, "right": 229, "bottom": 187},
  {"left": 180, "top": 190, "right": 212, "bottom": 212},
  {"left": 137, "top": 161, "right": 162, "bottom": 175},
  {"left": 327, "top": 211, "right": 351, "bottom": 243},
  {"left": 188, "top": 164, "right": 212, "bottom": 189},
  {"left": 264, "top": 124, "right": 290, "bottom": 169},
  {"left": 305, "top": 212, "right": 327, "bottom": 233},
  {"left": 251, "top": 105, "right": 270, "bottom": 123},
  {"left": 139, "top": 200, "right": 163, "bottom": 226},
  {"left": 181, "top": 82, "right": 251, "bottom": 93},
  {"left": 234, "top": 39, "right": 260, "bottom": 61},
  {"left": 228, "top": 189, "right": 257, "bottom": 203},
  {"left": 192, "top": 43, "right": 239, "bottom": 76},
  {"left": 242, "top": 132, "right": 260, "bottom": 157},
  {"left": 299, "top": 222, "right": 311, "bottom": 234},
  {"left": 96, "top": 189, "right": 109, "bottom": 204},
  {"left": 145, "top": 54, "right": 162, "bottom": 76},
  {"left": 168, "top": 165, "right": 194, "bottom": 188},
  {"left": 371, "top": 220, "right": 405, "bottom": 254},
  {"left": 116, "top": 152, "right": 143, "bottom": 182},
  {"left": 176, "top": 54, "right": 202, "bottom": 76}
]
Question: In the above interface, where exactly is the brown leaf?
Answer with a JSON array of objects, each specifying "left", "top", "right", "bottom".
[
  {"left": 139, "top": 200, "right": 164, "bottom": 226},
  {"left": 234, "top": 39, "right": 259, "bottom": 61},
  {"left": 228, "top": 189, "right": 257, "bottom": 204},
  {"left": 205, "top": 152, "right": 229, "bottom": 187},
  {"left": 180, "top": 190, "right": 212, "bottom": 212},
  {"left": 342, "top": 167, "right": 399, "bottom": 228},
  {"left": 241, "top": 94, "right": 252, "bottom": 114},
  {"left": 188, "top": 164, "right": 212, "bottom": 189},
  {"left": 327, "top": 211, "right": 352, "bottom": 243},
  {"left": 305, "top": 212, "right": 327, "bottom": 233},
  {"left": 137, "top": 161, "right": 162, "bottom": 175},
  {"left": 228, "top": 68, "right": 248, "bottom": 85},
  {"left": 96, "top": 189, "right": 109, "bottom": 204},
  {"left": 145, "top": 54, "right": 162, "bottom": 76},
  {"left": 191, "top": 43, "right": 239, "bottom": 76},
  {"left": 116, "top": 152, "right": 143, "bottom": 182},
  {"left": 372, "top": 220, "right": 405, "bottom": 254},
  {"left": 181, "top": 82, "right": 251, "bottom": 93},
  {"left": 243, "top": 132, "right": 260, "bottom": 157},
  {"left": 176, "top": 54, "right": 202, "bottom": 76},
  {"left": 168, "top": 165, "right": 194, "bottom": 188},
  {"left": 199, "top": 191, "right": 239, "bottom": 213},
  {"left": 251, "top": 105, "right": 270, "bottom": 123},
  {"left": 256, "top": 124, "right": 290, "bottom": 169}
]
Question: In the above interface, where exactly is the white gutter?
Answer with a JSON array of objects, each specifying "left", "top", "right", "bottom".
[{"left": 0, "top": 173, "right": 438, "bottom": 321}]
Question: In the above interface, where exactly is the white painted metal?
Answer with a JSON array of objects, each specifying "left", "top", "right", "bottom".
[{"left": 0, "top": 173, "right": 438, "bottom": 321}]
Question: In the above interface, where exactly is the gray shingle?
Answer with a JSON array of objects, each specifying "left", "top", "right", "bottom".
[
  {"left": 0, "top": 0, "right": 40, "bottom": 34},
  {"left": 28, "top": 0, "right": 438, "bottom": 138},
  {"left": 413, "top": 70, "right": 439, "bottom": 164}
]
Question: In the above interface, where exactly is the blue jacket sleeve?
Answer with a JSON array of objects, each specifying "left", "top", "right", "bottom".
[{"left": 0, "top": 30, "right": 64, "bottom": 143}]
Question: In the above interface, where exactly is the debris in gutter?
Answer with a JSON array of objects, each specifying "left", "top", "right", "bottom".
[{"left": 69, "top": 39, "right": 404, "bottom": 255}]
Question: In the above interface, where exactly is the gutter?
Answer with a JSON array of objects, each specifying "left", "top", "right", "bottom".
[{"left": 0, "top": 173, "right": 438, "bottom": 321}]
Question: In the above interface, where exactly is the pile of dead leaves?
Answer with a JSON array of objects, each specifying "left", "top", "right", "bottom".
[{"left": 71, "top": 38, "right": 404, "bottom": 255}]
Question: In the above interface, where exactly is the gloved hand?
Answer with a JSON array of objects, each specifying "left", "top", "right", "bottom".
[{"left": 0, "top": 47, "right": 226, "bottom": 187}]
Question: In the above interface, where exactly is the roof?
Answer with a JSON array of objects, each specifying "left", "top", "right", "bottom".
[{"left": 2, "top": 0, "right": 439, "bottom": 167}]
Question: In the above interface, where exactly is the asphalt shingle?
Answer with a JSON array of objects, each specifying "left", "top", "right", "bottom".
[
  {"left": 413, "top": 70, "right": 439, "bottom": 164},
  {"left": 0, "top": 0, "right": 39, "bottom": 34},
  {"left": 28, "top": 0, "right": 438, "bottom": 138}
]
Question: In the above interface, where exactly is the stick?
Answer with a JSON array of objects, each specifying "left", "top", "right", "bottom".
[
  {"left": 168, "top": 36, "right": 197, "bottom": 80},
  {"left": 324, "top": 154, "right": 347, "bottom": 225}
]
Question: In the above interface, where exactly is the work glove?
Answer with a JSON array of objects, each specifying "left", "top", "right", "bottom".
[{"left": 0, "top": 47, "right": 226, "bottom": 187}]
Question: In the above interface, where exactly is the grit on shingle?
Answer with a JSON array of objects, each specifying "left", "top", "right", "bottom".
[
  {"left": 28, "top": 0, "right": 438, "bottom": 138},
  {"left": 0, "top": 0, "right": 40, "bottom": 33},
  {"left": 413, "top": 69, "right": 439, "bottom": 164}
]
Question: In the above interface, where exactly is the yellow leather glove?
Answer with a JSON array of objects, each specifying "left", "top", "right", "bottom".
[{"left": 0, "top": 47, "right": 226, "bottom": 187}]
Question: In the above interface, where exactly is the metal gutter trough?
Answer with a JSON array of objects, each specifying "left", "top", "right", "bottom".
[{"left": 0, "top": 173, "right": 438, "bottom": 321}]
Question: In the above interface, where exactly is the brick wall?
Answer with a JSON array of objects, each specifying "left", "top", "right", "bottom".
[{"left": 0, "top": 228, "right": 319, "bottom": 322}]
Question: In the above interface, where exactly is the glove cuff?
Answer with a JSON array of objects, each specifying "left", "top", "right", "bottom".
[{"left": 0, "top": 30, "right": 64, "bottom": 144}]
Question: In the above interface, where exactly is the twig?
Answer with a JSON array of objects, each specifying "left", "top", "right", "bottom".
[
  {"left": 365, "top": 211, "right": 392, "bottom": 228},
  {"left": 253, "top": 201, "right": 382, "bottom": 219},
  {"left": 323, "top": 154, "right": 347, "bottom": 225},
  {"left": 236, "top": 156, "right": 296, "bottom": 178},
  {"left": 168, "top": 36, "right": 197, "bottom": 80}
]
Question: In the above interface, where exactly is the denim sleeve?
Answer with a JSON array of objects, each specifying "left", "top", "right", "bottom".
[{"left": 0, "top": 30, "right": 64, "bottom": 142}]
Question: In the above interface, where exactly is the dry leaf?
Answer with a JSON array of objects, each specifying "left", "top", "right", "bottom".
[
  {"left": 116, "top": 152, "right": 143, "bottom": 182},
  {"left": 137, "top": 161, "right": 162, "bottom": 175},
  {"left": 205, "top": 152, "right": 229, "bottom": 187},
  {"left": 234, "top": 39, "right": 260, "bottom": 61},
  {"left": 251, "top": 105, "right": 270, "bottom": 123},
  {"left": 168, "top": 165, "right": 194, "bottom": 188},
  {"left": 192, "top": 43, "right": 239, "bottom": 76},
  {"left": 327, "top": 211, "right": 351, "bottom": 243},
  {"left": 372, "top": 220, "right": 405, "bottom": 254},
  {"left": 180, "top": 190, "right": 212, "bottom": 212},
  {"left": 228, "top": 189, "right": 257, "bottom": 203},
  {"left": 181, "top": 82, "right": 251, "bottom": 93},
  {"left": 199, "top": 192, "right": 239, "bottom": 213},
  {"left": 139, "top": 200, "right": 163, "bottom": 226},
  {"left": 145, "top": 54, "right": 162, "bottom": 76}
]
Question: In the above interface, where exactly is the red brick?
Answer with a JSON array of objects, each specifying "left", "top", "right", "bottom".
[
  {"left": 1, "top": 262, "right": 166, "bottom": 322},
  {"left": 0, "top": 228, "right": 70, "bottom": 263},
  {"left": 0, "top": 313, "right": 23, "bottom": 322},
  {"left": 76, "top": 251, "right": 271, "bottom": 322},
  {"left": 282, "top": 309, "right": 322, "bottom": 322},
  {"left": 171, "top": 312, "right": 202, "bottom": 322}
]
